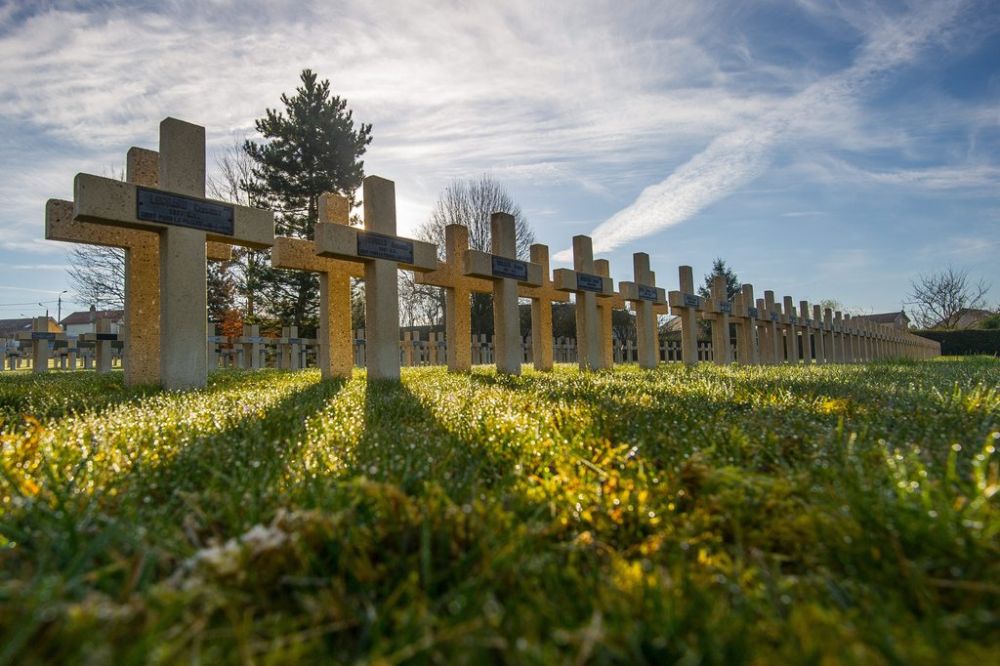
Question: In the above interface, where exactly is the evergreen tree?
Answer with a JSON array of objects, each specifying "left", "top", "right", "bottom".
[
  {"left": 698, "top": 258, "right": 741, "bottom": 301},
  {"left": 244, "top": 69, "right": 373, "bottom": 334}
]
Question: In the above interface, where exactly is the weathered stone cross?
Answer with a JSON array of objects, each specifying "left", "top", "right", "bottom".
[
  {"left": 554, "top": 235, "right": 614, "bottom": 371},
  {"left": 732, "top": 284, "right": 759, "bottom": 364},
  {"left": 783, "top": 296, "right": 800, "bottom": 363},
  {"left": 798, "top": 300, "right": 813, "bottom": 364},
  {"left": 517, "top": 243, "right": 570, "bottom": 371},
  {"left": 47, "top": 146, "right": 232, "bottom": 386},
  {"left": 72, "top": 118, "right": 273, "bottom": 389},
  {"left": 619, "top": 252, "right": 666, "bottom": 369},
  {"left": 703, "top": 275, "right": 733, "bottom": 364},
  {"left": 464, "top": 213, "right": 542, "bottom": 375},
  {"left": 594, "top": 259, "right": 625, "bottom": 370},
  {"left": 812, "top": 304, "right": 827, "bottom": 363},
  {"left": 762, "top": 291, "right": 783, "bottom": 364},
  {"left": 415, "top": 224, "right": 492, "bottom": 372},
  {"left": 667, "top": 266, "right": 703, "bottom": 367},
  {"left": 315, "top": 176, "right": 437, "bottom": 381},
  {"left": 271, "top": 193, "right": 364, "bottom": 379}
]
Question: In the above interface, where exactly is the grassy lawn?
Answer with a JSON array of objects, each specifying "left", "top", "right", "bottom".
[{"left": 1, "top": 359, "right": 997, "bottom": 664}]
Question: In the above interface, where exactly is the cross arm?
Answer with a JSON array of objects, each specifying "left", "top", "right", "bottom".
[
  {"left": 619, "top": 281, "right": 666, "bottom": 306},
  {"left": 314, "top": 223, "right": 437, "bottom": 272},
  {"left": 553, "top": 269, "right": 614, "bottom": 296},
  {"left": 463, "top": 250, "right": 543, "bottom": 287},
  {"left": 74, "top": 174, "right": 274, "bottom": 248},
  {"left": 271, "top": 236, "right": 364, "bottom": 278}
]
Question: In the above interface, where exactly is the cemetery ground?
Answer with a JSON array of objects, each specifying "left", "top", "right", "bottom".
[{"left": 0, "top": 359, "right": 997, "bottom": 664}]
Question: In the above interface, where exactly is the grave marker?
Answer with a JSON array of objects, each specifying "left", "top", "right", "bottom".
[
  {"left": 667, "top": 266, "right": 704, "bottom": 367},
  {"left": 47, "top": 147, "right": 232, "bottom": 386},
  {"left": 315, "top": 176, "right": 437, "bottom": 380},
  {"left": 812, "top": 305, "right": 826, "bottom": 363},
  {"left": 762, "top": 291, "right": 783, "bottom": 364},
  {"left": 554, "top": 236, "right": 614, "bottom": 371},
  {"left": 415, "top": 224, "right": 492, "bottom": 372},
  {"left": 783, "top": 296, "right": 799, "bottom": 363},
  {"left": 703, "top": 275, "right": 733, "bottom": 364},
  {"left": 619, "top": 252, "right": 666, "bottom": 369},
  {"left": 17, "top": 317, "right": 63, "bottom": 373},
  {"left": 72, "top": 118, "right": 273, "bottom": 389},
  {"left": 464, "top": 213, "right": 542, "bottom": 375},
  {"left": 271, "top": 193, "right": 363, "bottom": 379},
  {"left": 517, "top": 243, "right": 570, "bottom": 371},
  {"left": 799, "top": 301, "right": 813, "bottom": 364},
  {"left": 594, "top": 259, "right": 625, "bottom": 370},
  {"left": 733, "top": 284, "right": 759, "bottom": 365}
]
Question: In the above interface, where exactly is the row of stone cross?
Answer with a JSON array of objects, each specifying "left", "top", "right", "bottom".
[{"left": 43, "top": 117, "right": 939, "bottom": 390}]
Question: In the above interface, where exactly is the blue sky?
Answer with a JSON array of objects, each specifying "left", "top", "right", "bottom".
[{"left": 1, "top": 0, "right": 997, "bottom": 321}]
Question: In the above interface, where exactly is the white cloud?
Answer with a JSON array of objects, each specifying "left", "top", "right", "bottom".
[{"left": 559, "top": 0, "right": 975, "bottom": 260}]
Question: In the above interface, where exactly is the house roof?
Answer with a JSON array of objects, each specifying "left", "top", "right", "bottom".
[
  {"left": 853, "top": 311, "right": 908, "bottom": 324},
  {"left": 60, "top": 309, "right": 125, "bottom": 326},
  {"left": 0, "top": 317, "right": 61, "bottom": 338},
  {"left": 933, "top": 308, "right": 994, "bottom": 330},
  {"left": 0, "top": 318, "right": 34, "bottom": 338}
]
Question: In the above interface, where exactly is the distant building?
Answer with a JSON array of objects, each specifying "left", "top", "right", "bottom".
[
  {"left": 853, "top": 311, "right": 910, "bottom": 331},
  {"left": 60, "top": 306, "right": 124, "bottom": 336},
  {"left": 0, "top": 316, "right": 61, "bottom": 340},
  {"left": 931, "top": 308, "right": 994, "bottom": 330}
]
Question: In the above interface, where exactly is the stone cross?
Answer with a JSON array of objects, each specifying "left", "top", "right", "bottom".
[
  {"left": 823, "top": 308, "right": 835, "bottom": 363},
  {"left": 271, "top": 193, "right": 363, "bottom": 379},
  {"left": 315, "top": 176, "right": 437, "bottom": 381},
  {"left": 732, "top": 284, "right": 759, "bottom": 365},
  {"left": 236, "top": 324, "right": 265, "bottom": 370},
  {"left": 415, "top": 224, "right": 492, "bottom": 372},
  {"left": 811, "top": 305, "right": 826, "bottom": 363},
  {"left": 619, "top": 252, "right": 666, "bottom": 369},
  {"left": 833, "top": 311, "right": 844, "bottom": 363},
  {"left": 464, "top": 213, "right": 542, "bottom": 375},
  {"left": 17, "top": 317, "right": 63, "bottom": 373},
  {"left": 594, "top": 259, "right": 625, "bottom": 370},
  {"left": 704, "top": 275, "right": 733, "bottom": 364},
  {"left": 783, "top": 296, "right": 800, "bottom": 363},
  {"left": 72, "top": 118, "right": 273, "bottom": 389},
  {"left": 667, "top": 266, "right": 703, "bottom": 367},
  {"left": 47, "top": 147, "right": 231, "bottom": 386},
  {"left": 762, "top": 291, "right": 783, "bottom": 363},
  {"left": 517, "top": 243, "right": 570, "bottom": 371},
  {"left": 553, "top": 235, "right": 614, "bottom": 371},
  {"left": 799, "top": 300, "right": 813, "bottom": 364}
]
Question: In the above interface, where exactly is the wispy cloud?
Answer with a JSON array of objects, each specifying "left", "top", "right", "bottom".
[{"left": 561, "top": 1, "right": 973, "bottom": 260}]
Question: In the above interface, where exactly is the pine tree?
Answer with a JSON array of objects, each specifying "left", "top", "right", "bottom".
[
  {"left": 698, "top": 258, "right": 741, "bottom": 301},
  {"left": 244, "top": 69, "right": 373, "bottom": 334}
]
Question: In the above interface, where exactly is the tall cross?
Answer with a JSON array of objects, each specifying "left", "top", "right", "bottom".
[
  {"left": 553, "top": 235, "right": 614, "bottom": 371},
  {"left": 464, "top": 213, "right": 541, "bottom": 375},
  {"left": 763, "top": 291, "right": 783, "bottom": 364},
  {"left": 667, "top": 266, "right": 703, "bottom": 367},
  {"left": 517, "top": 243, "right": 569, "bottom": 371},
  {"left": 315, "top": 176, "right": 437, "bottom": 381},
  {"left": 270, "top": 193, "right": 363, "bottom": 379},
  {"left": 47, "top": 147, "right": 231, "bottom": 386},
  {"left": 812, "top": 305, "right": 827, "bottom": 364},
  {"left": 732, "top": 284, "right": 759, "bottom": 365},
  {"left": 415, "top": 224, "right": 492, "bottom": 372},
  {"left": 72, "top": 118, "right": 273, "bottom": 389},
  {"left": 823, "top": 308, "right": 836, "bottom": 363},
  {"left": 619, "top": 252, "right": 666, "bottom": 369},
  {"left": 833, "top": 311, "right": 844, "bottom": 362},
  {"left": 594, "top": 259, "right": 624, "bottom": 370},
  {"left": 783, "top": 296, "right": 800, "bottom": 363},
  {"left": 703, "top": 275, "right": 733, "bottom": 364},
  {"left": 799, "top": 300, "right": 814, "bottom": 364}
]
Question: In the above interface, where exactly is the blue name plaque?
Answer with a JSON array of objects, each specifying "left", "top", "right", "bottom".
[
  {"left": 357, "top": 232, "right": 414, "bottom": 263},
  {"left": 136, "top": 187, "right": 234, "bottom": 235}
]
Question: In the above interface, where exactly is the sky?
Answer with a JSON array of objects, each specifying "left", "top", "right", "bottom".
[{"left": 1, "top": 0, "right": 998, "bottom": 321}]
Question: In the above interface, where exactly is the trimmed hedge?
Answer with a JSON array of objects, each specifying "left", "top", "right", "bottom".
[{"left": 914, "top": 329, "right": 1000, "bottom": 356}]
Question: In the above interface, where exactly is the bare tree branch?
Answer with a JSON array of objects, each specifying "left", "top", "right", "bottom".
[{"left": 905, "top": 267, "right": 991, "bottom": 329}]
